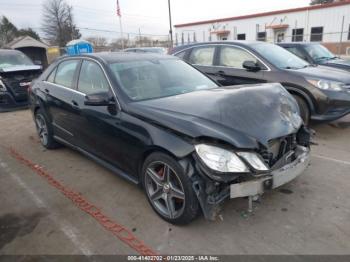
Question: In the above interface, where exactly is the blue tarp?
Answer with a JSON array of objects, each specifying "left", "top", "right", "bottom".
[{"left": 66, "top": 40, "right": 93, "bottom": 55}]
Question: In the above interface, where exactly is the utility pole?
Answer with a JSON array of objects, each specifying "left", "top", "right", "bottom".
[{"left": 168, "top": 0, "right": 173, "bottom": 48}]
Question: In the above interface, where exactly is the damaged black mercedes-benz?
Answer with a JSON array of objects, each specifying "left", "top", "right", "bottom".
[
  {"left": 30, "top": 53, "right": 311, "bottom": 225},
  {"left": 0, "top": 49, "right": 42, "bottom": 112}
]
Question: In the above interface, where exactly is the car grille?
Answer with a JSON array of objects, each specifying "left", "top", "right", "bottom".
[{"left": 259, "top": 134, "right": 297, "bottom": 167}]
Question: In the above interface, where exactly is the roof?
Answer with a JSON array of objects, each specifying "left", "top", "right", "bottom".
[
  {"left": 174, "top": 0, "right": 350, "bottom": 28},
  {"left": 6, "top": 36, "right": 48, "bottom": 49},
  {"left": 277, "top": 42, "right": 319, "bottom": 46},
  {"left": 64, "top": 52, "right": 177, "bottom": 64},
  {"left": 170, "top": 41, "right": 267, "bottom": 53}
]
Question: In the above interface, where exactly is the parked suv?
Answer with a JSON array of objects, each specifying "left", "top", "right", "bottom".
[
  {"left": 0, "top": 49, "right": 42, "bottom": 111},
  {"left": 278, "top": 42, "right": 350, "bottom": 72},
  {"left": 171, "top": 41, "right": 350, "bottom": 124},
  {"left": 29, "top": 53, "right": 310, "bottom": 224}
]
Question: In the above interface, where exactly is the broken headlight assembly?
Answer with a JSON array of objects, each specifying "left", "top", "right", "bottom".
[
  {"left": 195, "top": 144, "right": 268, "bottom": 174},
  {"left": 0, "top": 79, "right": 7, "bottom": 92}
]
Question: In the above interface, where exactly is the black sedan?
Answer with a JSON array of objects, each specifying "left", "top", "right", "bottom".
[
  {"left": 171, "top": 41, "right": 350, "bottom": 124},
  {"left": 30, "top": 53, "right": 310, "bottom": 224},
  {"left": 0, "top": 49, "right": 42, "bottom": 111},
  {"left": 278, "top": 42, "right": 350, "bottom": 72}
]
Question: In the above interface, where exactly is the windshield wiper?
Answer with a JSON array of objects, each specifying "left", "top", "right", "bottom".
[{"left": 315, "top": 56, "right": 333, "bottom": 61}]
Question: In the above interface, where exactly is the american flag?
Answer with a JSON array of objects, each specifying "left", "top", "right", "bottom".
[{"left": 116, "top": 0, "right": 121, "bottom": 17}]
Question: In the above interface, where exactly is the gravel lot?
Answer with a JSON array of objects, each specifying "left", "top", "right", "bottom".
[{"left": 1, "top": 109, "right": 350, "bottom": 255}]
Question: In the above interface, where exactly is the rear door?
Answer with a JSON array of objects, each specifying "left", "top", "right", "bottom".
[
  {"left": 187, "top": 45, "right": 219, "bottom": 81},
  {"left": 214, "top": 45, "right": 267, "bottom": 86},
  {"left": 42, "top": 59, "right": 81, "bottom": 143}
]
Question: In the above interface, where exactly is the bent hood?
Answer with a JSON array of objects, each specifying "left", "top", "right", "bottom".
[
  {"left": 129, "top": 83, "right": 302, "bottom": 149},
  {"left": 289, "top": 65, "right": 350, "bottom": 84}
]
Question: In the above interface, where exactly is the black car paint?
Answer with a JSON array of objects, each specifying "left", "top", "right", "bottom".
[
  {"left": 30, "top": 53, "right": 309, "bottom": 219},
  {"left": 171, "top": 42, "right": 350, "bottom": 121},
  {"left": 278, "top": 43, "right": 350, "bottom": 72},
  {"left": 0, "top": 50, "right": 42, "bottom": 112}
]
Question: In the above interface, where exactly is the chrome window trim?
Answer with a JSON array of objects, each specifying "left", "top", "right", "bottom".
[
  {"left": 173, "top": 43, "right": 272, "bottom": 72},
  {"left": 44, "top": 56, "right": 121, "bottom": 110}
]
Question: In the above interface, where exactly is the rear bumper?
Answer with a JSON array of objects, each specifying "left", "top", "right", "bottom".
[
  {"left": 0, "top": 92, "right": 29, "bottom": 112},
  {"left": 230, "top": 146, "right": 310, "bottom": 199}
]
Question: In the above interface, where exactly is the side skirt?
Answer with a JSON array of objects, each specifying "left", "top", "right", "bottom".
[{"left": 54, "top": 135, "right": 139, "bottom": 185}]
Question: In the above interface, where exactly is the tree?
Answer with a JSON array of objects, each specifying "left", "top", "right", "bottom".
[
  {"left": 17, "top": 28, "right": 41, "bottom": 41},
  {"left": 0, "top": 16, "right": 18, "bottom": 47},
  {"left": 41, "top": 0, "right": 81, "bottom": 47}
]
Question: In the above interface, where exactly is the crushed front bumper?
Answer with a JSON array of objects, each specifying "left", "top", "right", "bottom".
[{"left": 230, "top": 146, "right": 310, "bottom": 199}]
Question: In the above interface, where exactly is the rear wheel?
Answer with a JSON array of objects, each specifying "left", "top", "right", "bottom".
[
  {"left": 293, "top": 95, "right": 310, "bottom": 126},
  {"left": 34, "top": 109, "right": 60, "bottom": 149},
  {"left": 142, "top": 152, "right": 199, "bottom": 225}
]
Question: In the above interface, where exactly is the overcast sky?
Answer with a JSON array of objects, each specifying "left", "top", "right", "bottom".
[{"left": 1, "top": 0, "right": 310, "bottom": 41}]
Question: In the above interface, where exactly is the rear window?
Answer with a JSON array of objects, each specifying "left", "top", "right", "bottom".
[
  {"left": 188, "top": 47, "right": 215, "bottom": 66},
  {"left": 54, "top": 60, "right": 80, "bottom": 89}
]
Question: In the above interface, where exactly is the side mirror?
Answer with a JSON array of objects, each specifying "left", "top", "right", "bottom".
[
  {"left": 242, "top": 60, "right": 261, "bottom": 72},
  {"left": 84, "top": 92, "right": 114, "bottom": 106}
]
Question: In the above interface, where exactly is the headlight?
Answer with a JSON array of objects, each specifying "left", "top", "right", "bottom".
[
  {"left": 237, "top": 152, "right": 269, "bottom": 171},
  {"left": 195, "top": 144, "right": 249, "bottom": 173},
  {"left": 307, "top": 79, "right": 344, "bottom": 91},
  {"left": 0, "top": 79, "right": 7, "bottom": 92}
]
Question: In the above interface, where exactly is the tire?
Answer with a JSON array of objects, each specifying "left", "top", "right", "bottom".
[
  {"left": 142, "top": 152, "right": 200, "bottom": 225},
  {"left": 34, "top": 108, "right": 61, "bottom": 149},
  {"left": 293, "top": 95, "right": 310, "bottom": 126}
]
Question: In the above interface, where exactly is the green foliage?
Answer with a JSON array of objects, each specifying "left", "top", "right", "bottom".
[
  {"left": 0, "top": 16, "right": 18, "bottom": 47},
  {"left": 17, "top": 28, "right": 41, "bottom": 41}
]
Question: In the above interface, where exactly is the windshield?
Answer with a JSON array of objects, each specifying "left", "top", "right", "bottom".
[
  {"left": 251, "top": 43, "right": 309, "bottom": 69},
  {"left": 109, "top": 59, "right": 218, "bottom": 101},
  {"left": 0, "top": 52, "right": 34, "bottom": 69},
  {"left": 304, "top": 44, "right": 336, "bottom": 61}
]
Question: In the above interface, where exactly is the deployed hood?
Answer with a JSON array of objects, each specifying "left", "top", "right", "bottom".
[
  {"left": 129, "top": 83, "right": 302, "bottom": 149},
  {"left": 0, "top": 65, "right": 42, "bottom": 73},
  {"left": 289, "top": 65, "right": 350, "bottom": 84}
]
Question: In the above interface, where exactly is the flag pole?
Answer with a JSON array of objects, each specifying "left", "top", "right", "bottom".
[
  {"left": 119, "top": 16, "right": 124, "bottom": 49},
  {"left": 116, "top": 0, "right": 124, "bottom": 49}
]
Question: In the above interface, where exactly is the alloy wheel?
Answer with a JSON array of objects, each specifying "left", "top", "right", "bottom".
[
  {"left": 145, "top": 161, "right": 186, "bottom": 219},
  {"left": 35, "top": 114, "right": 49, "bottom": 146}
]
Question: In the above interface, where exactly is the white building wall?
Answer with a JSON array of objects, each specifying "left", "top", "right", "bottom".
[{"left": 174, "top": 4, "right": 350, "bottom": 44}]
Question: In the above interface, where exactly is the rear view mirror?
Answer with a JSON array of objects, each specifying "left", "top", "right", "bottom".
[
  {"left": 243, "top": 60, "right": 261, "bottom": 72},
  {"left": 84, "top": 92, "right": 114, "bottom": 106}
]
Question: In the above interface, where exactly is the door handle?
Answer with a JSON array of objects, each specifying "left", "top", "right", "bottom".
[
  {"left": 216, "top": 70, "right": 225, "bottom": 75},
  {"left": 71, "top": 100, "right": 80, "bottom": 109},
  {"left": 44, "top": 88, "right": 50, "bottom": 93}
]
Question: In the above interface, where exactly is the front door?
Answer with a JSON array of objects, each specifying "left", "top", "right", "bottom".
[
  {"left": 70, "top": 59, "right": 134, "bottom": 175},
  {"left": 214, "top": 45, "right": 267, "bottom": 86},
  {"left": 43, "top": 59, "right": 81, "bottom": 144}
]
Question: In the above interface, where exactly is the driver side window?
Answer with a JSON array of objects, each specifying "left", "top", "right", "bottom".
[
  {"left": 219, "top": 46, "right": 257, "bottom": 69},
  {"left": 78, "top": 60, "right": 109, "bottom": 95}
]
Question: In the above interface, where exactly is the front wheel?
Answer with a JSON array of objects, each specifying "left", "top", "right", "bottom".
[
  {"left": 142, "top": 152, "right": 200, "bottom": 225},
  {"left": 293, "top": 95, "right": 310, "bottom": 126}
]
